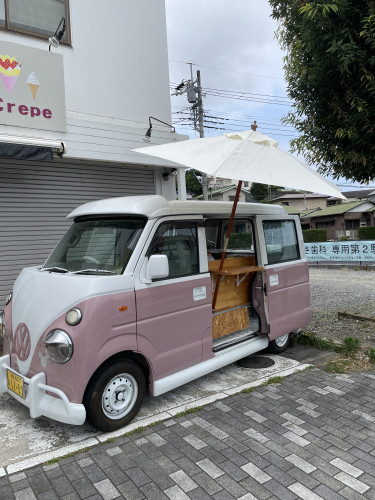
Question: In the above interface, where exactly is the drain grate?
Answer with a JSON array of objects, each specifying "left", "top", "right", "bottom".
[{"left": 237, "top": 356, "right": 275, "bottom": 369}]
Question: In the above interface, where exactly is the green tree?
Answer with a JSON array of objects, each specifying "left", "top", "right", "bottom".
[
  {"left": 269, "top": 0, "right": 375, "bottom": 183},
  {"left": 250, "top": 182, "right": 283, "bottom": 202},
  {"left": 186, "top": 169, "right": 203, "bottom": 197},
  {"left": 250, "top": 182, "right": 269, "bottom": 202}
]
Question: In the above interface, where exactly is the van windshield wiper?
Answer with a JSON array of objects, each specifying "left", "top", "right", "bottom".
[
  {"left": 40, "top": 266, "right": 69, "bottom": 273},
  {"left": 70, "top": 269, "right": 116, "bottom": 275}
]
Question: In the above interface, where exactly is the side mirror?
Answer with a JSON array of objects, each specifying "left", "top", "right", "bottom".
[{"left": 146, "top": 254, "right": 169, "bottom": 281}]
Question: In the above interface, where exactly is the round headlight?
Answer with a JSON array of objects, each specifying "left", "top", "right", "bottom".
[
  {"left": 5, "top": 292, "right": 12, "bottom": 306},
  {"left": 66, "top": 308, "right": 82, "bottom": 326},
  {"left": 43, "top": 329, "right": 73, "bottom": 364}
]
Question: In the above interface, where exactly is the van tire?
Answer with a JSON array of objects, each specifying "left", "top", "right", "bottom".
[
  {"left": 267, "top": 333, "right": 291, "bottom": 354},
  {"left": 84, "top": 359, "right": 145, "bottom": 432}
]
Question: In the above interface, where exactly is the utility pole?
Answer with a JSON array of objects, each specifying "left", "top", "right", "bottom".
[
  {"left": 196, "top": 70, "right": 208, "bottom": 200},
  {"left": 173, "top": 63, "right": 208, "bottom": 200}
]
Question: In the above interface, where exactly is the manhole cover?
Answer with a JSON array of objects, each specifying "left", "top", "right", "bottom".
[{"left": 237, "top": 356, "right": 275, "bottom": 369}]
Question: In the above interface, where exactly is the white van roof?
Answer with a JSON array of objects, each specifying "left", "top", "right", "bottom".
[{"left": 68, "top": 195, "right": 287, "bottom": 219}]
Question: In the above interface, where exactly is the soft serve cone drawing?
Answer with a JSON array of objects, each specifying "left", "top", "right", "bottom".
[
  {"left": 0, "top": 55, "right": 21, "bottom": 94},
  {"left": 27, "top": 71, "right": 40, "bottom": 100}
]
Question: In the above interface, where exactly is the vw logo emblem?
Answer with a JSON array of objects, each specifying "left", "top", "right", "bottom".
[{"left": 14, "top": 323, "right": 31, "bottom": 361}]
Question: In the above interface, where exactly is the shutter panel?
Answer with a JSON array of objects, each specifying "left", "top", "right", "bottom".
[{"left": 0, "top": 158, "right": 154, "bottom": 306}]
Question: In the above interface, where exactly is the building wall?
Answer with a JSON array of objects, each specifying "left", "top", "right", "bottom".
[
  {"left": 274, "top": 198, "right": 327, "bottom": 211},
  {"left": 0, "top": 0, "right": 187, "bottom": 168}
]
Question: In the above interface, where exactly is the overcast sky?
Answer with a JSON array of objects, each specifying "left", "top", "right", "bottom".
[
  {"left": 165, "top": 0, "right": 293, "bottom": 150},
  {"left": 165, "top": 0, "right": 371, "bottom": 191}
]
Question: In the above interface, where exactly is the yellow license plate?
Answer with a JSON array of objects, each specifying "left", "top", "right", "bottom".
[{"left": 7, "top": 369, "right": 24, "bottom": 398}]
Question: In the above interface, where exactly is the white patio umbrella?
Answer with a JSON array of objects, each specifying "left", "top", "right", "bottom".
[
  {"left": 133, "top": 130, "right": 345, "bottom": 309},
  {"left": 133, "top": 130, "right": 345, "bottom": 199}
]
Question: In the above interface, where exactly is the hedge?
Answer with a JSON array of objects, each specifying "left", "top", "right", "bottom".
[
  {"left": 228, "top": 232, "right": 253, "bottom": 248},
  {"left": 358, "top": 226, "right": 375, "bottom": 240},
  {"left": 302, "top": 229, "right": 327, "bottom": 242}
]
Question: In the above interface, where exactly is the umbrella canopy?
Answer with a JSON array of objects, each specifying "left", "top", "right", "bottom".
[{"left": 133, "top": 130, "right": 345, "bottom": 199}]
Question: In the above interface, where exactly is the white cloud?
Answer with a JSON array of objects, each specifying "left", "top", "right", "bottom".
[{"left": 165, "top": 0, "right": 292, "bottom": 149}]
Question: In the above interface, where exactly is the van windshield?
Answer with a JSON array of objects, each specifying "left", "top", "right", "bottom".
[{"left": 43, "top": 217, "right": 146, "bottom": 275}]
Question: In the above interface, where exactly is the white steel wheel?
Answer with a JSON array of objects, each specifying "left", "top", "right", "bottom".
[
  {"left": 267, "top": 332, "right": 291, "bottom": 353},
  {"left": 102, "top": 373, "right": 138, "bottom": 419},
  {"left": 84, "top": 359, "right": 145, "bottom": 432}
]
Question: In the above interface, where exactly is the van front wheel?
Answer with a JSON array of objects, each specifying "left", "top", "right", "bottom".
[
  {"left": 84, "top": 359, "right": 145, "bottom": 432},
  {"left": 267, "top": 333, "right": 291, "bottom": 354}
]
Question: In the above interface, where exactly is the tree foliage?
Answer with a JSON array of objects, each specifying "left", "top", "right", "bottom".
[
  {"left": 250, "top": 182, "right": 282, "bottom": 202},
  {"left": 269, "top": 0, "right": 375, "bottom": 183},
  {"left": 186, "top": 169, "right": 203, "bottom": 196}
]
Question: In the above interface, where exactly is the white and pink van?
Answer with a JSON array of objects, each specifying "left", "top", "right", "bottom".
[{"left": 0, "top": 195, "right": 310, "bottom": 432}]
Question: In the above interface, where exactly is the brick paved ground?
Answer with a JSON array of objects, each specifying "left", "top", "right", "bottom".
[{"left": 1, "top": 367, "right": 375, "bottom": 500}]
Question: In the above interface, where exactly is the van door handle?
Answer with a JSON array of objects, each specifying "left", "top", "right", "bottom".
[{"left": 255, "top": 286, "right": 262, "bottom": 291}]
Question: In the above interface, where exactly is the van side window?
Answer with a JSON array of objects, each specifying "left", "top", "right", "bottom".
[
  {"left": 205, "top": 219, "right": 254, "bottom": 258},
  {"left": 263, "top": 220, "right": 300, "bottom": 264},
  {"left": 148, "top": 222, "right": 199, "bottom": 278}
]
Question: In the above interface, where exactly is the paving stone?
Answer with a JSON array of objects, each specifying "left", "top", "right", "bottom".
[
  {"left": 170, "top": 469, "right": 198, "bottom": 492},
  {"left": 50, "top": 474, "right": 75, "bottom": 496},
  {"left": 313, "top": 484, "right": 348, "bottom": 500},
  {"left": 334, "top": 471, "right": 370, "bottom": 494},
  {"left": 139, "top": 481, "right": 167, "bottom": 500},
  {"left": 117, "top": 479, "right": 145, "bottom": 500},
  {"left": 101, "top": 463, "right": 129, "bottom": 486},
  {"left": 26, "top": 473, "right": 52, "bottom": 494},
  {"left": 10, "top": 478, "right": 31, "bottom": 492},
  {"left": 288, "top": 481, "right": 324, "bottom": 499},
  {"left": 93, "top": 478, "right": 120, "bottom": 500},
  {"left": 187, "top": 487, "right": 212, "bottom": 500},
  {"left": 154, "top": 456, "right": 180, "bottom": 475},
  {"left": 264, "top": 479, "right": 298, "bottom": 500},
  {"left": 71, "top": 477, "right": 98, "bottom": 498},
  {"left": 39, "top": 490, "right": 61, "bottom": 500},
  {"left": 1, "top": 370, "right": 375, "bottom": 500},
  {"left": 216, "top": 474, "right": 248, "bottom": 498},
  {"left": 310, "top": 469, "right": 345, "bottom": 492},
  {"left": 191, "top": 471, "right": 223, "bottom": 496}
]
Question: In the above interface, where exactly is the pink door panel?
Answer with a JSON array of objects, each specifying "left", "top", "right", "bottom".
[
  {"left": 136, "top": 276, "right": 212, "bottom": 381},
  {"left": 265, "top": 261, "right": 311, "bottom": 340}
]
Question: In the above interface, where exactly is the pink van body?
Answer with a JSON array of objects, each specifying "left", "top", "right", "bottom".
[{"left": 0, "top": 195, "right": 311, "bottom": 428}]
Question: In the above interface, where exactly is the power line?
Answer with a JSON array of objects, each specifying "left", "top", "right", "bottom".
[
  {"left": 171, "top": 105, "right": 290, "bottom": 127},
  {"left": 170, "top": 82, "right": 292, "bottom": 106},
  {"left": 169, "top": 59, "right": 284, "bottom": 81}
]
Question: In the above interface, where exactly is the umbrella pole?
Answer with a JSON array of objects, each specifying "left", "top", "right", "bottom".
[{"left": 212, "top": 180, "right": 243, "bottom": 311}]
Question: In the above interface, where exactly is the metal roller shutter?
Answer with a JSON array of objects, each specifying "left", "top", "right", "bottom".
[{"left": 0, "top": 158, "right": 154, "bottom": 306}]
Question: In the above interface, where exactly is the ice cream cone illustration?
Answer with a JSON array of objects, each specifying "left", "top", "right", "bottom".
[
  {"left": 0, "top": 55, "right": 21, "bottom": 94},
  {"left": 27, "top": 71, "right": 40, "bottom": 100}
]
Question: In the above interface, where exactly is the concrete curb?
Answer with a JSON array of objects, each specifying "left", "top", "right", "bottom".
[{"left": 338, "top": 310, "right": 375, "bottom": 322}]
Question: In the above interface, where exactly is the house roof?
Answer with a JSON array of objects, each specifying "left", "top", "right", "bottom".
[
  {"left": 271, "top": 193, "right": 330, "bottom": 201},
  {"left": 195, "top": 184, "right": 248, "bottom": 199},
  {"left": 282, "top": 205, "right": 302, "bottom": 215},
  {"left": 342, "top": 189, "right": 375, "bottom": 199},
  {"left": 306, "top": 201, "right": 366, "bottom": 218},
  {"left": 300, "top": 208, "right": 320, "bottom": 217}
]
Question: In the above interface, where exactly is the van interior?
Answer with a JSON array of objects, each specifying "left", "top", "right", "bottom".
[{"left": 204, "top": 217, "right": 264, "bottom": 351}]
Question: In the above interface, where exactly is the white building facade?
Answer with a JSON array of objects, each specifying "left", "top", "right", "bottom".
[{"left": 0, "top": 0, "right": 187, "bottom": 304}]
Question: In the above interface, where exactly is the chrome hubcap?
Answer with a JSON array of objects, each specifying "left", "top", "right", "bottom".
[
  {"left": 275, "top": 333, "right": 289, "bottom": 347},
  {"left": 102, "top": 373, "right": 138, "bottom": 420}
]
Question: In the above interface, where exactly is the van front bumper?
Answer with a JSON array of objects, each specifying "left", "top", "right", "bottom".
[{"left": 0, "top": 354, "right": 86, "bottom": 426}]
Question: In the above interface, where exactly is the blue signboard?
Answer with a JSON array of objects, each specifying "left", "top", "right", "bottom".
[{"left": 305, "top": 241, "right": 375, "bottom": 262}]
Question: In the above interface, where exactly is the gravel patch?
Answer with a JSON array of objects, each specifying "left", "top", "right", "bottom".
[{"left": 305, "top": 268, "right": 375, "bottom": 347}]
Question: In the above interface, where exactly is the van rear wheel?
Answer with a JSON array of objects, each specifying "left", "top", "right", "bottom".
[
  {"left": 267, "top": 333, "right": 291, "bottom": 354},
  {"left": 84, "top": 359, "right": 145, "bottom": 432}
]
